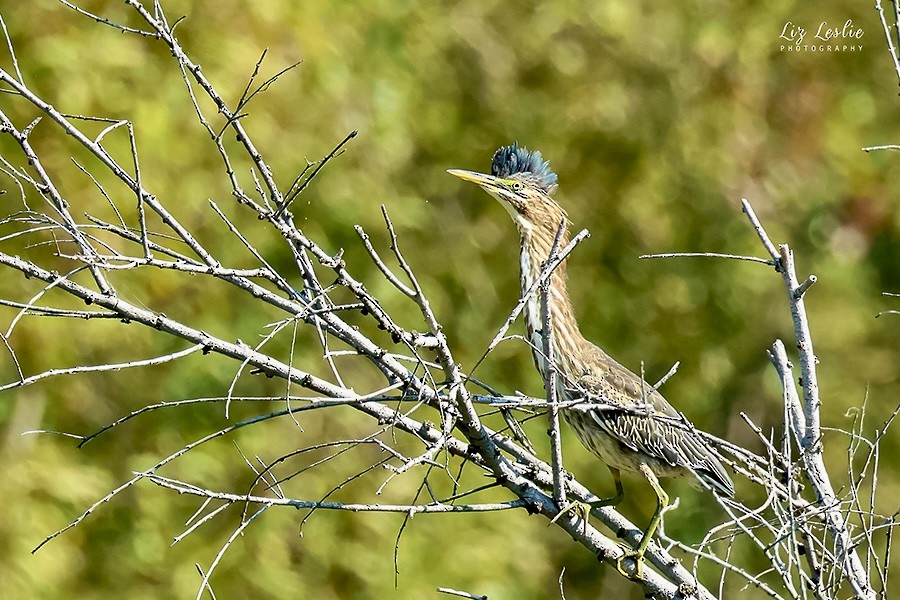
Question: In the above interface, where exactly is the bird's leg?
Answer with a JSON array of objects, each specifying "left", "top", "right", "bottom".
[
  {"left": 549, "top": 466, "right": 624, "bottom": 526},
  {"left": 616, "top": 463, "right": 668, "bottom": 580}
]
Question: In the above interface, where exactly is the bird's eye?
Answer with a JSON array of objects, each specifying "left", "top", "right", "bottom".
[{"left": 511, "top": 182, "right": 523, "bottom": 191}]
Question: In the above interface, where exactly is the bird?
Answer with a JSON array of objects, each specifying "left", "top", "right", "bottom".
[{"left": 448, "top": 143, "right": 734, "bottom": 578}]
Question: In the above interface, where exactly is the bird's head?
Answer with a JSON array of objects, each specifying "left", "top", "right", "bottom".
[{"left": 448, "top": 143, "right": 567, "bottom": 236}]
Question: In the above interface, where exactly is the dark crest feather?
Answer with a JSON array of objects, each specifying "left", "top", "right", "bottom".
[{"left": 491, "top": 143, "right": 558, "bottom": 194}]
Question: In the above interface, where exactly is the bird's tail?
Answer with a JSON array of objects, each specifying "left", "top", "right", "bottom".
[{"left": 681, "top": 432, "right": 735, "bottom": 498}]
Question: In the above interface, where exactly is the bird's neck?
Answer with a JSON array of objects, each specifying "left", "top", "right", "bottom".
[{"left": 517, "top": 225, "right": 587, "bottom": 380}]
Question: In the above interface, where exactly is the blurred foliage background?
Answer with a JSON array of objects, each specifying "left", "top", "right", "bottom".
[{"left": 1, "top": 0, "right": 899, "bottom": 598}]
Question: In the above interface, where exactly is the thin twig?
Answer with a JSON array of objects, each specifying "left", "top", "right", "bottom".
[
  {"left": 640, "top": 251, "right": 773, "bottom": 265},
  {"left": 541, "top": 220, "right": 568, "bottom": 508}
]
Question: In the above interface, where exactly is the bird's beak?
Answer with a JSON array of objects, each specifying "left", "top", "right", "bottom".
[
  {"left": 448, "top": 168, "right": 519, "bottom": 223},
  {"left": 447, "top": 169, "right": 500, "bottom": 189}
]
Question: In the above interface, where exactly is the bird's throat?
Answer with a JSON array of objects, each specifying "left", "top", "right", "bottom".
[{"left": 517, "top": 228, "right": 585, "bottom": 382}]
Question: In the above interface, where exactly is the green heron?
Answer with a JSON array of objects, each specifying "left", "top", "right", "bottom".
[{"left": 449, "top": 144, "right": 734, "bottom": 578}]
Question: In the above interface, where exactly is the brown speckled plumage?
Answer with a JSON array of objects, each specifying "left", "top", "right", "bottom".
[
  {"left": 450, "top": 144, "right": 733, "bottom": 576},
  {"left": 512, "top": 190, "right": 733, "bottom": 495}
]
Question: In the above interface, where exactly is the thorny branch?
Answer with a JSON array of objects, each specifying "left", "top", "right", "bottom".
[
  {"left": 642, "top": 200, "right": 890, "bottom": 599},
  {"left": 0, "top": 4, "right": 707, "bottom": 599}
]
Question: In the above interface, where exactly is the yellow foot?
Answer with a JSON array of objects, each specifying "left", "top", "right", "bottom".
[
  {"left": 548, "top": 500, "right": 590, "bottom": 526},
  {"left": 615, "top": 546, "right": 645, "bottom": 580},
  {"left": 548, "top": 489, "right": 624, "bottom": 527}
]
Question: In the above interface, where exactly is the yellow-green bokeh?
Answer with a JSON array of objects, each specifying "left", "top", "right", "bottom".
[{"left": 1, "top": 1, "right": 899, "bottom": 598}]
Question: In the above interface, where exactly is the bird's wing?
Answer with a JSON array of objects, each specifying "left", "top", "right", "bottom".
[
  {"left": 585, "top": 406, "right": 735, "bottom": 497},
  {"left": 569, "top": 347, "right": 734, "bottom": 497},
  {"left": 576, "top": 346, "right": 680, "bottom": 417}
]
